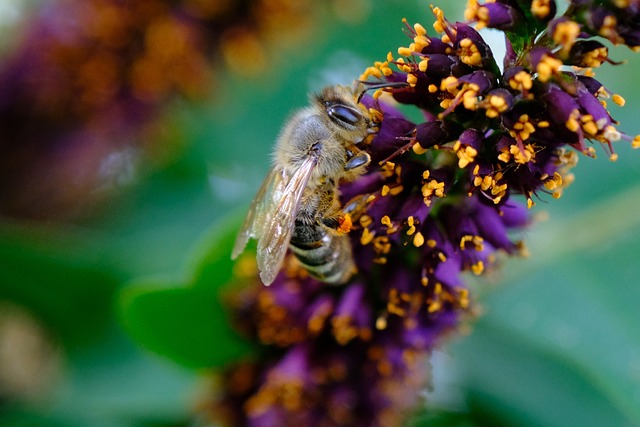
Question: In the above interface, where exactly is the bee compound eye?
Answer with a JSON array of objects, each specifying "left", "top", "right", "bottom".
[
  {"left": 344, "top": 152, "right": 370, "bottom": 171},
  {"left": 328, "top": 105, "right": 361, "bottom": 127}
]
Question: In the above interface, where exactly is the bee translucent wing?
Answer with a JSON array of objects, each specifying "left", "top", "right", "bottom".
[
  {"left": 257, "top": 156, "right": 317, "bottom": 285},
  {"left": 231, "top": 167, "right": 285, "bottom": 260}
]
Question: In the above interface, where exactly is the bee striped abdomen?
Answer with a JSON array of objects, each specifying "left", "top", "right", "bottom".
[{"left": 289, "top": 223, "right": 355, "bottom": 284}]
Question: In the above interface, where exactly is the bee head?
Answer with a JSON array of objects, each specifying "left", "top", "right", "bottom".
[{"left": 315, "top": 86, "right": 370, "bottom": 141}]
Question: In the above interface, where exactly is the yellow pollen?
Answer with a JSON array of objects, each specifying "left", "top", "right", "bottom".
[
  {"left": 509, "top": 115, "right": 537, "bottom": 141},
  {"left": 633, "top": 135, "right": 640, "bottom": 148},
  {"left": 413, "top": 141, "right": 428, "bottom": 154},
  {"left": 390, "top": 185, "right": 404, "bottom": 196},
  {"left": 610, "top": 153, "right": 619, "bottom": 162},
  {"left": 337, "top": 213, "right": 353, "bottom": 234},
  {"left": 553, "top": 20, "right": 580, "bottom": 54},
  {"left": 359, "top": 214, "right": 372, "bottom": 227},
  {"left": 531, "top": 0, "right": 552, "bottom": 18},
  {"left": 600, "top": 15, "right": 619, "bottom": 40},
  {"left": 387, "top": 51, "right": 394, "bottom": 62},
  {"left": 527, "top": 197, "right": 535, "bottom": 208},
  {"left": 381, "top": 185, "right": 390, "bottom": 196},
  {"left": 407, "top": 73, "right": 418, "bottom": 87},
  {"left": 422, "top": 179, "right": 446, "bottom": 205},
  {"left": 432, "top": 7, "right": 446, "bottom": 33},
  {"left": 419, "top": 59, "right": 429, "bottom": 72},
  {"left": 441, "top": 76, "right": 459, "bottom": 92},
  {"left": 373, "top": 236, "right": 391, "bottom": 254},
  {"left": 583, "top": 47, "right": 609, "bottom": 67},
  {"left": 414, "top": 35, "right": 430, "bottom": 51},
  {"left": 375, "top": 316, "right": 387, "bottom": 330},
  {"left": 381, "top": 215, "right": 392, "bottom": 227},
  {"left": 381, "top": 161, "right": 396, "bottom": 177},
  {"left": 612, "top": 94, "right": 626, "bottom": 106},
  {"left": 543, "top": 172, "right": 563, "bottom": 190},
  {"left": 456, "top": 145, "right": 478, "bottom": 168},
  {"left": 460, "top": 235, "right": 484, "bottom": 251},
  {"left": 360, "top": 228, "right": 374, "bottom": 245},
  {"left": 458, "top": 38, "right": 483, "bottom": 66},
  {"left": 422, "top": 170, "right": 430, "bottom": 179},
  {"left": 398, "top": 46, "right": 413, "bottom": 57},
  {"left": 414, "top": 22, "right": 427, "bottom": 36},
  {"left": 413, "top": 232, "right": 425, "bottom": 247},
  {"left": 428, "top": 239, "right": 438, "bottom": 248},
  {"left": 360, "top": 67, "right": 380, "bottom": 80},
  {"left": 510, "top": 143, "right": 535, "bottom": 163},
  {"left": 471, "top": 261, "right": 484, "bottom": 275},
  {"left": 456, "top": 288, "right": 470, "bottom": 309},
  {"left": 509, "top": 70, "right": 533, "bottom": 92},
  {"left": 428, "top": 84, "right": 438, "bottom": 93},
  {"left": 536, "top": 54, "right": 562, "bottom": 82},
  {"left": 484, "top": 94, "right": 509, "bottom": 118},
  {"left": 566, "top": 110, "right": 581, "bottom": 132},
  {"left": 582, "top": 120, "right": 598, "bottom": 136}
]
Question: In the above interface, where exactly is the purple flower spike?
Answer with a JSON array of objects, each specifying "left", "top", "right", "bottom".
[
  {"left": 212, "top": 3, "right": 639, "bottom": 425},
  {"left": 465, "top": 0, "right": 524, "bottom": 31}
]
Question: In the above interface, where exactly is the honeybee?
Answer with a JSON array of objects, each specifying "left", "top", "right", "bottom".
[{"left": 231, "top": 84, "right": 376, "bottom": 286}]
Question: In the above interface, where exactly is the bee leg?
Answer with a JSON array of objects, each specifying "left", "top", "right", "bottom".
[
  {"left": 320, "top": 194, "right": 372, "bottom": 233},
  {"left": 321, "top": 216, "right": 341, "bottom": 229},
  {"left": 321, "top": 213, "right": 354, "bottom": 235},
  {"left": 344, "top": 151, "right": 371, "bottom": 171},
  {"left": 342, "top": 194, "right": 373, "bottom": 222}
]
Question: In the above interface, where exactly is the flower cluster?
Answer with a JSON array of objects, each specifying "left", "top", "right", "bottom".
[
  {"left": 211, "top": 1, "right": 638, "bottom": 426},
  {"left": 0, "top": 0, "right": 322, "bottom": 219}
]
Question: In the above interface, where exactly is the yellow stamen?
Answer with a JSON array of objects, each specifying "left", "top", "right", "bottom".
[
  {"left": 508, "top": 70, "right": 533, "bottom": 92},
  {"left": 413, "top": 142, "right": 427, "bottom": 154},
  {"left": 458, "top": 38, "right": 483, "bottom": 67},
  {"left": 360, "top": 228, "right": 374, "bottom": 245},
  {"left": 398, "top": 46, "right": 413, "bottom": 57},
  {"left": 553, "top": 20, "right": 580, "bottom": 55},
  {"left": 471, "top": 261, "right": 484, "bottom": 275},
  {"left": 531, "top": 0, "right": 552, "bottom": 18},
  {"left": 359, "top": 214, "right": 372, "bottom": 227},
  {"left": 612, "top": 94, "right": 626, "bottom": 106}
]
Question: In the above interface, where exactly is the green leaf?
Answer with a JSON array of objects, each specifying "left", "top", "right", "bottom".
[
  {"left": 119, "top": 215, "right": 256, "bottom": 370},
  {"left": 185, "top": 209, "right": 243, "bottom": 289},
  {"left": 0, "top": 222, "right": 120, "bottom": 347}
]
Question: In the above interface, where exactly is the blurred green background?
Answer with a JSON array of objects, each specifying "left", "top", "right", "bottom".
[{"left": 1, "top": 1, "right": 639, "bottom": 426}]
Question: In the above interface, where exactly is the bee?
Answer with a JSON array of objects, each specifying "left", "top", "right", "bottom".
[{"left": 231, "top": 84, "right": 377, "bottom": 286}]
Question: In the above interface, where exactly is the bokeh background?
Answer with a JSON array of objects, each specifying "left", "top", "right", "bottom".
[{"left": 0, "top": 1, "right": 639, "bottom": 426}]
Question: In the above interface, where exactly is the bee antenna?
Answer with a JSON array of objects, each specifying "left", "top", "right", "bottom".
[{"left": 354, "top": 81, "right": 410, "bottom": 102}]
